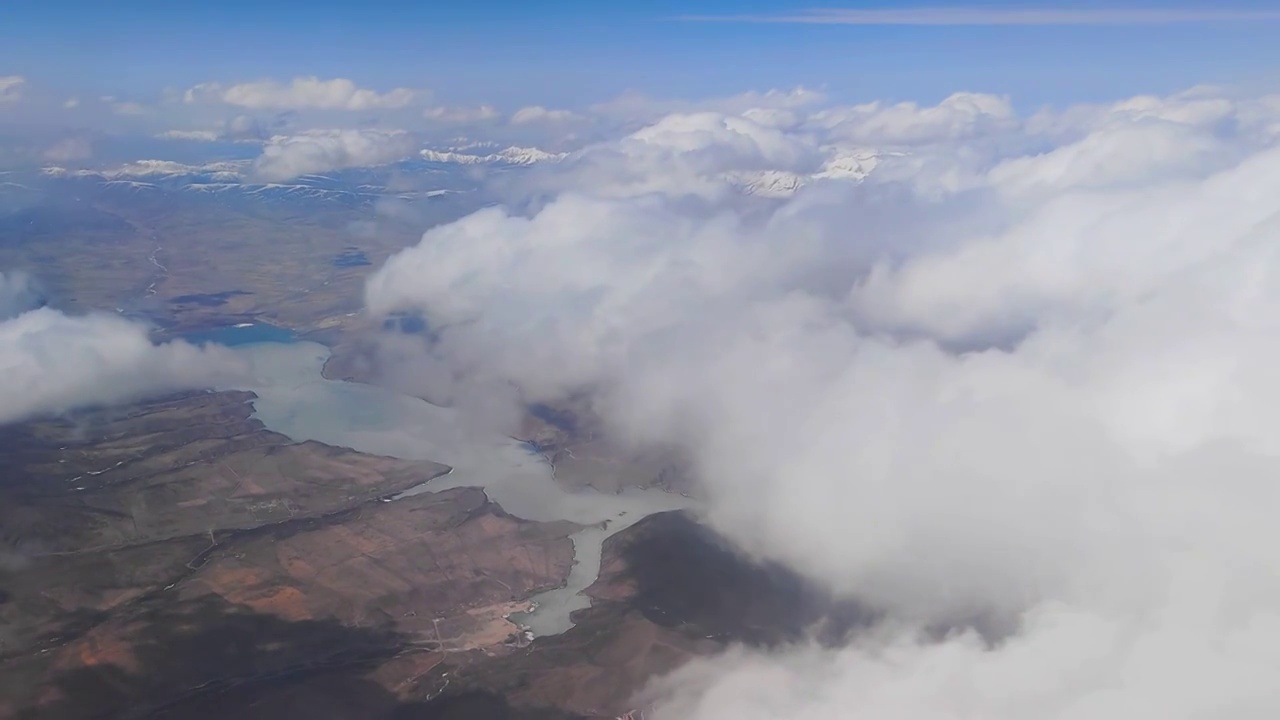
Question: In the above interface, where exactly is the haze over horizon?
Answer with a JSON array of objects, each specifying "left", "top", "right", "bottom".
[{"left": 6, "top": 2, "right": 1280, "bottom": 718}]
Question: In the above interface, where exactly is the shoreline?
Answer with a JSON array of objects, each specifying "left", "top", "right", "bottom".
[{"left": 216, "top": 332, "right": 696, "bottom": 638}]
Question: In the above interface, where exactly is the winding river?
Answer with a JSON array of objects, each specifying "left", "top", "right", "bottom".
[{"left": 208, "top": 328, "right": 694, "bottom": 637}]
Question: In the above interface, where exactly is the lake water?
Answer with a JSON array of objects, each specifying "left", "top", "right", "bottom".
[
  {"left": 182, "top": 322, "right": 296, "bottom": 347},
  {"left": 204, "top": 324, "right": 694, "bottom": 636}
]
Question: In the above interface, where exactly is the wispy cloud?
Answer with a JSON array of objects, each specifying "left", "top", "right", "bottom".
[
  {"left": 0, "top": 75, "right": 26, "bottom": 104},
  {"left": 676, "top": 6, "right": 1280, "bottom": 26}
]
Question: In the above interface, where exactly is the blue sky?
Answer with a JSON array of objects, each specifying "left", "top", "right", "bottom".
[{"left": 4, "top": 0, "right": 1280, "bottom": 110}]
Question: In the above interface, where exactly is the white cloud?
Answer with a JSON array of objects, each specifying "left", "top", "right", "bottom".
[
  {"left": 510, "top": 105, "right": 582, "bottom": 124},
  {"left": 680, "top": 7, "right": 1280, "bottom": 26},
  {"left": 1028, "top": 90, "right": 1233, "bottom": 138},
  {"left": 365, "top": 86, "right": 1280, "bottom": 719},
  {"left": 987, "top": 118, "right": 1228, "bottom": 198},
  {"left": 424, "top": 104, "right": 500, "bottom": 123},
  {"left": 0, "top": 75, "right": 25, "bottom": 104},
  {"left": 810, "top": 92, "right": 1017, "bottom": 146},
  {"left": 649, "top": 598, "right": 1280, "bottom": 718},
  {"left": 0, "top": 272, "right": 247, "bottom": 425},
  {"left": 252, "top": 128, "right": 417, "bottom": 181},
  {"left": 62, "top": 96, "right": 79, "bottom": 109},
  {"left": 157, "top": 114, "right": 268, "bottom": 144},
  {"left": 627, "top": 112, "right": 810, "bottom": 163},
  {"left": 503, "top": 110, "right": 826, "bottom": 200},
  {"left": 224, "top": 114, "right": 265, "bottom": 139},
  {"left": 185, "top": 76, "right": 422, "bottom": 111},
  {"left": 156, "top": 129, "right": 222, "bottom": 142},
  {"left": 714, "top": 87, "right": 828, "bottom": 113}
]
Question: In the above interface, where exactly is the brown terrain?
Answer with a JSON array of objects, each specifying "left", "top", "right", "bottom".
[
  {"left": 0, "top": 388, "right": 866, "bottom": 719},
  {"left": 0, "top": 391, "right": 579, "bottom": 718},
  {"left": 0, "top": 184, "right": 473, "bottom": 338},
  {"left": 425, "top": 510, "right": 874, "bottom": 718}
]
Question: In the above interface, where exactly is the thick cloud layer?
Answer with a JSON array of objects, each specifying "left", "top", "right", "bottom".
[
  {"left": 366, "top": 88, "right": 1280, "bottom": 717},
  {"left": 0, "top": 273, "right": 247, "bottom": 425},
  {"left": 252, "top": 128, "right": 418, "bottom": 181}
]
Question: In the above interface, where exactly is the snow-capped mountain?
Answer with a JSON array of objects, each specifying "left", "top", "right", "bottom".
[
  {"left": 32, "top": 159, "right": 478, "bottom": 207},
  {"left": 722, "top": 170, "right": 808, "bottom": 198},
  {"left": 419, "top": 145, "right": 567, "bottom": 166},
  {"left": 724, "top": 147, "right": 884, "bottom": 197},
  {"left": 15, "top": 142, "right": 880, "bottom": 210},
  {"left": 816, "top": 148, "right": 881, "bottom": 180},
  {"left": 43, "top": 160, "right": 247, "bottom": 184}
]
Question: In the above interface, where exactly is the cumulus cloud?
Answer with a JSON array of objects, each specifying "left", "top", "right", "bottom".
[
  {"left": 157, "top": 114, "right": 270, "bottom": 144},
  {"left": 156, "top": 129, "right": 222, "bottom": 142},
  {"left": 223, "top": 114, "right": 269, "bottom": 141},
  {"left": 424, "top": 104, "right": 500, "bottom": 123},
  {"left": 185, "top": 76, "right": 422, "bottom": 111},
  {"left": 494, "top": 110, "right": 826, "bottom": 200},
  {"left": 0, "top": 272, "right": 247, "bottom": 425},
  {"left": 0, "top": 75, "right": 25, "bottom": 104},
  {"left": 811, "top": 92, "right": 1017, "bottom": 146},
  {"left": 510, "top": 105, "right": 582, "bottom": 124},
  {"left": 252, "top": 128, "right": 417, "bottom": 181},
  {"left": 628, "top": 112, "right": 814, "bottom": 165},
  {"left": 406, "top": 89, "right": 832, "bottom": 153},
  {"left": 365, "top": 86, "right": 1280, "bottom": 718}
]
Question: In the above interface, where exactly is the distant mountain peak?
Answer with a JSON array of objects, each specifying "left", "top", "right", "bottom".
[
  {"left": 43, "top": 159, "right": 248, "bottom": 182},
  {"left": 420, "top": 145, "right": 567, "bottom": 166},
  {"left": 723, "top": 146, "right": 886, "bottom": 197}
]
